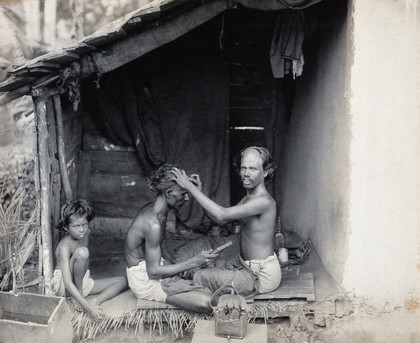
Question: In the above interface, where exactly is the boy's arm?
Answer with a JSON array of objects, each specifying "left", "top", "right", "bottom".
[
  {"left": 145, "top": 222, "right": 217, "bottom": 279},
  {"left": 58, "top": 246, "right": 103, "bottom": 320}
]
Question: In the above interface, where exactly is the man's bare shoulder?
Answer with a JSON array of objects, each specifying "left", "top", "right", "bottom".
[
  {"left": 243, "top": 192, "right": 275, "bottom": 206},
  {"left": 127, "top": 210, "right": 162, "bottom": 237}
]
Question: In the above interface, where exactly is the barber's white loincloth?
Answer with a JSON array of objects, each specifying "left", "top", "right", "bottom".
[
  {"left": 126, "top": 259, "right": 167, "bottom": 302},
  {"left": 245, "top": 253, "right": 282, "bottom": 293},
  {"left": 51, "top": 269, "right": 95, "bottom": 297}
]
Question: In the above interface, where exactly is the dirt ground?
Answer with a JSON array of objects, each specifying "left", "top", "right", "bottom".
[
  {"left": 84, "top": 306, "right": 419, "bottom": 343},
  {"left": 75, "top": 239, "right": 420, "bottom": 343}
]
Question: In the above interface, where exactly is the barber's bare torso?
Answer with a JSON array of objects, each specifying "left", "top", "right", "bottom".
[{"left": 238, "top": 193, "right": 276, "bottom": 261}]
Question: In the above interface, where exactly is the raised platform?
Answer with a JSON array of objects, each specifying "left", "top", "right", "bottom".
[{"left": 252, "top": 271, "right": 315, "bottom": 302}]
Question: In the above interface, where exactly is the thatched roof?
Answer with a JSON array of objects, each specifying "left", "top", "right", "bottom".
[{"left": 0, "top": 0, "right": 322, "bottom": 104}]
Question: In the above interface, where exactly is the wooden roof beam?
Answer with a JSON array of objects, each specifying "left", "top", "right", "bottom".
[{"left": 91, "top": 0, "right": 228, "bottom": 75}]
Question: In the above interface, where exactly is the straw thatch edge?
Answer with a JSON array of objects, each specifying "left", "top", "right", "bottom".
[
  {"left": 70, "top": 299, "right": 307, "bottom": 340},
  {"left": 71, "top": 307, "right": 213, "bottom": 340}
]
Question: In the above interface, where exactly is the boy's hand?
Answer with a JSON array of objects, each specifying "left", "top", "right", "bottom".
[{"left": 87, "top": 305, "right": 105, "bottom": 321}]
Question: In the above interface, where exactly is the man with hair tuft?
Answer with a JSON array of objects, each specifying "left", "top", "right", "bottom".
[{"left": 171, "top": 146, "right": 281, "bottom": 297}]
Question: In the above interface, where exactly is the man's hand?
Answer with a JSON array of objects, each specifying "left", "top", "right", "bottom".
[
  {"left": 170, "top": 168, "right": 192, "bottom": 189},
  {"left": 192, "top": 249, "right": 219, "bottom": 268},
  {"left": 188, "top": 174, "right": 202, "bottom": 191},
  {"left": 171, "top": 168, "right": 202, "bottom": 191}
]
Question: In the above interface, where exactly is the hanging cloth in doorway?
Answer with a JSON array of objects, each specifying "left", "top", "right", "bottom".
[{"left": 270, "top": 10, "right": 305, "bottom": 79}]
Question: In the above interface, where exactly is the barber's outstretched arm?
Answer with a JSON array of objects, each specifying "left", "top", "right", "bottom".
[
  {"left": 188, "top": 174, "right": 229, "bottom": 225},
  {"left": 171, "top": 168, "right": 271, "bottom": 222}
]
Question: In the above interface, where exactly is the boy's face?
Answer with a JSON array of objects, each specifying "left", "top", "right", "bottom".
[{"left": 66, "top": 214, "right": 89, "bottom": 240}]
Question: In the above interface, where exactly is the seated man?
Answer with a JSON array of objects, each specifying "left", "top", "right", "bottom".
[
  {"left": 171, "top": 146, "right": 281, "bottom": 297},
  {"left": 52, "top": 200, "right": 127, "bottom": 320},
  {"left": 124, "top": 164, "right": 219, "bottom": 313}
]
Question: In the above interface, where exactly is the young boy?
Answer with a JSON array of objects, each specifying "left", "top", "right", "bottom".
[{"left": 51, "top": 199, "right": 127, "bottom": 320}]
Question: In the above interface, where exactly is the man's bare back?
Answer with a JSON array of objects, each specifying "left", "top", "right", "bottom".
[{"left": 125, "top": 202, "right": 158, "bottom": 268}]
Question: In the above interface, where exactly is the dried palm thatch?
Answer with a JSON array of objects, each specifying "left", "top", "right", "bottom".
[
  {"left": 69, "top": 298, "right": 306, "bottom": 340},
  {"left": 0, "top": 160, "right": 39, "bottom": 292},
  {"left": 70, "top": 306, "right": 212, "bottom": 340}
]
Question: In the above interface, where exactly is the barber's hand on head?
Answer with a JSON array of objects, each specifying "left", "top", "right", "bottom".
[
  {"left": 188, "top": 174, "right": 202, "bottom": 191},
  {"left": 170, "top": 168, "right": 191, "bottom": 189}
]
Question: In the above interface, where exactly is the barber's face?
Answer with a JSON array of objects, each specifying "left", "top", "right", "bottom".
[
  {"left": 239, "top": 150, "right": 266, "bottom": 189},
  {"left": 167, "top": 184, "right": 189, "bottom": 209}
]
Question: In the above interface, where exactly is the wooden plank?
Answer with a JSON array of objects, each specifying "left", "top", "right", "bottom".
[
  {"left": 0, "top": 76, "right": 35, "bottom": 92},
  {"left": 90, "top": 216, "right": 134, "bottom": 237},
  {"left": 230, "top": 108, "right": 270, "bottom": 127},
  {"left": 192, "top": 320, "right": 267, "bottom": 343},
  {"left": 60, "top": 98, "right": 83, "bottom": 196},
  {"left": 32, "top": 74, "right": 60, "bottom": 89},
  {"left": 228, "top": 64, "right": 265, "bottom": 85},
  {"left": 89, "top": 150, "right": 143, "bottom": 175},
  {"left": 89, "top": 173, "right": 151, "bottom": 200},
  {"left": 230, "top": 83, "right": 272, "bottom": 108},
  {"left": 53, "top": 95, "right": 73, "bottom": 201},
  {"left": 91, "top": 0, "right": 227, "bottom": 75},
  {"left": 13, "top": 67, "right": 55, "bottom": 77},
  {"left": 13, "top": 61, "right": 60, "bottom": 73},
  {"left": 83, "top": 30, "right": 126, "bottom": 47},
  {"left": 122, "top": 5, "right": 161, "bottom": 30},
  {"left": 45, "top": 98, "right": 61, "bottom": 252},
  {"left": 223, "top": 43, "right": 265, "bottom": 64},
  {"left": 83, "top": 133, "right": 134, "bottom": 152},
  {"left": 90, "top": 201, "right": 144, "bottom": 218},
  {"left": 253, "top": 272, "right": 315, "bottom": 301},
  {"left": 41, "top": 50, "right": 79, "bottom": 64},
  {"left": 77, "top": 151, "right": 90, "bottom": 200},
  {"left": 35, "top": 99, "right": 54, "bottom": 295},
  {"left": 63, "top": 43, "right": 97, "bottom": 55},
  {"left": 0, "top": 85, "right": 31, "bottom": 106},
  {"left": 159, "top": 0, "right": 191, "bottom": 12}
]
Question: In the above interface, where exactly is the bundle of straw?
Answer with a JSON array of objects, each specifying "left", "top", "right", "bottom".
[{"left": 0, "top": 162, "right": 39, "bottom": 292}]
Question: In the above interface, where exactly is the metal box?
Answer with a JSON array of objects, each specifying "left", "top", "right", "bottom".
[{"left": 214, "top": 308, "right": 248, "bottom": 339}]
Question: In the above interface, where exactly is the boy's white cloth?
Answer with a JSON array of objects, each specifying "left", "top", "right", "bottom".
[{"left": 51, "top": 269, "right": 95, "bottom": 297}]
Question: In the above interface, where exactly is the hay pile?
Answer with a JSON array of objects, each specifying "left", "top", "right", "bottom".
[{"left": 0, "top": 159, "right": 39, "bottom": 292}]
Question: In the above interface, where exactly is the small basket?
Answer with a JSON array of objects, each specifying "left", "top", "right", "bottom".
[{"left": 211, "top": 284, "right": 248, "bottom": 339}]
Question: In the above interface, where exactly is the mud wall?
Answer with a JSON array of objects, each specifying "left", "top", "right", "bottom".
[
  {"left": 344, "top": 0, "right": 420, "bottom": 306},
  {"left": 280, "top": 0, "right": 352, "bottom": 284}
]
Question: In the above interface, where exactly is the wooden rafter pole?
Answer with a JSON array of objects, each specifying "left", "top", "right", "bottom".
[
  {"left": 53, "top": 94, "right": 73, "bottom": 201},
  {"left": 34, "top": 97, "right": 54, "bottom": 295}
]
